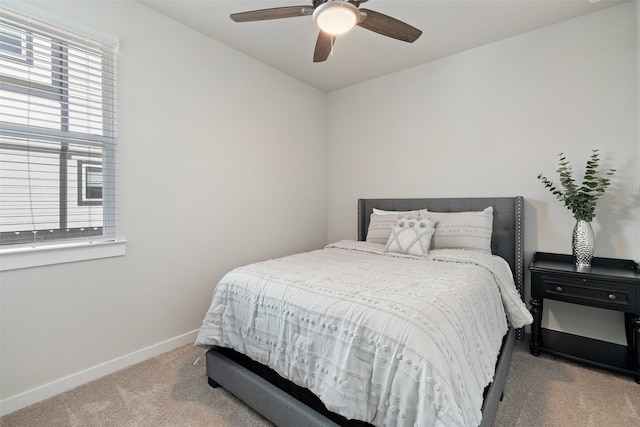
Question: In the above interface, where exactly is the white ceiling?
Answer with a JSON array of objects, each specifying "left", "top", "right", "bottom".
[{"left": 139, "top": 0, "right": 626, "bottom": 92}]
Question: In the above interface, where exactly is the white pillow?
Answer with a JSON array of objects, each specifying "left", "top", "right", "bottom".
[
  {"left": 424, "top": 207, "right": 494, "bottom": 253},
  {"left": 366, "top": 213, "right": 400, "bottom": 245},
  {"left": 367, "top": 209, "right": 423, "bottom": 244},
  {"left": 384, "top": 216, "right": 436, "bottom": 258},
  {"left": 372, "top": 208, "right": 421, "bottom": 215}
]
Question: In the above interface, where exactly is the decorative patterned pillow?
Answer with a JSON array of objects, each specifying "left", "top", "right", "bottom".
[
  {"left": 384, "top": 216, "right": 436, "bottom": 257},
  {"left": 424, "top": 207, "right": 494, "bottom": 253}
]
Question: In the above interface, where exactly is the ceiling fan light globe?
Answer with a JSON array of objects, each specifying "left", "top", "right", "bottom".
[{"left": 313, "top": 1, "right": 359, "bottom": 35}]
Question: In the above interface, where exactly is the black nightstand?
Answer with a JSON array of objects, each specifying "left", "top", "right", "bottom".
[{"left": 529, "top": 252, "right": 640, "bottom": 383}]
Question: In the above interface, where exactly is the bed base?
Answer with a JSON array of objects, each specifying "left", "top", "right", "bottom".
[
  {"left": 206, "top": 328, "right": 515, "bottom": 427},
  {"left": 207, "top": 348, "right": 341, "bottom": 427}
]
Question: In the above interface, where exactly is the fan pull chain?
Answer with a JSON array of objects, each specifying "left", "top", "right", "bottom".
[{"left": 330, "top": 35, "right": 335, "bottom": 56}]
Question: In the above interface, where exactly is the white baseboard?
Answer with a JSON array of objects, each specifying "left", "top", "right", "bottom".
[{"left": 0, "top": 329, "right": 199, "bottom": 417}]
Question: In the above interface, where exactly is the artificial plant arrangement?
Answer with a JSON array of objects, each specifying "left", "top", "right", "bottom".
[{"left": 537, "top": 149, "right": 615, "bottom": 222}]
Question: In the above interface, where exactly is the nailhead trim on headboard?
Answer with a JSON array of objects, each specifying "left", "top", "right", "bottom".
[{"left": 514, "top": 196, "right": 524, "bottom": 340}]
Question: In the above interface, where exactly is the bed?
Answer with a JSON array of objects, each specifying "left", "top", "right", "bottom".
[{"left": 196, "top": 197, "right": 530, "bottom": 427}]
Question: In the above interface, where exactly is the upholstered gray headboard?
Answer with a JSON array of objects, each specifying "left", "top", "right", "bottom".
[{"left": 357, "top": 197, "right": 525, "bottom": 338}]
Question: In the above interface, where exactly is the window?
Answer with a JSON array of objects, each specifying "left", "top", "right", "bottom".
[{"left": 0, "top": 7, "right": 118, "bottom": 249}]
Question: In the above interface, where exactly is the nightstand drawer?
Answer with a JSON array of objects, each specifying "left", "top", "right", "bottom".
[{"left": 540, "top": 274, "right": 634, "bottom": 311}]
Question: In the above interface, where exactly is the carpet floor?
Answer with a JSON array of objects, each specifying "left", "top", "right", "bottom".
[{"left": 2, "top": 338, "right": 639, "bottom": 426}]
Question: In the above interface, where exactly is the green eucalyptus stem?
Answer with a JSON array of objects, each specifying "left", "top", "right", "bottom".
[{"left": 538, "top": 149, "right": 615, "bottom": 222}]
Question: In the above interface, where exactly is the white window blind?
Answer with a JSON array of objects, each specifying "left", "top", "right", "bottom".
[{"left": 0, "top": 7, "right": 117, "bottom": 248}]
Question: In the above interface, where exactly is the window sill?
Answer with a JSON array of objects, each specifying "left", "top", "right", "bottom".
[{"left": 0, "top": 240, "right": 126, "bottom": 271}]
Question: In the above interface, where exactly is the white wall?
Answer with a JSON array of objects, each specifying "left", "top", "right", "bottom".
[
  {"left": 326, "top": 3, "right": 638, "bottom": 344},
  {"left": 0, "top": 0, "right": 326, "bottom": 414}
]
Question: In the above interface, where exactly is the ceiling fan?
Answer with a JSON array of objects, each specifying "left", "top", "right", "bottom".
[{"left": 230, "top": 0, "right": 422, "bottom": 63}]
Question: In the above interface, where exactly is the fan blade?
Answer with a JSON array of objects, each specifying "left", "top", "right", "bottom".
[
  {"left": 357, "top": 8, "right": 422, "bottom": 43},
  {"left": 313, "top": 31, "right": 333, "bottom": 63},
  {"left": 230, "top": 6, "right": 313, "bottom": 22}
]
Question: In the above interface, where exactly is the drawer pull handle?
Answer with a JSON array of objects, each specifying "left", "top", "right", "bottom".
[
  {"left": 608, "top": 294, "right": 616, "bottom": 300},
  {"left": 555, "top": 286, "right": 563, "bottom": 293}
]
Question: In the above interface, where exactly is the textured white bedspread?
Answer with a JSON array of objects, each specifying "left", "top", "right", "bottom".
[{"left": 196, "top": 241, "right": 532, "bottom": 427}]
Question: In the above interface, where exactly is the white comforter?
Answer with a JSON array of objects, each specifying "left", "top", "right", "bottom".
[{"left": 196, "top": 241, "right": 532, "bottom": 427}]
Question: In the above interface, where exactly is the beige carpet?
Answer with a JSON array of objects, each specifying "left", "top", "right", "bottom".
[
  {"left": 1, "top": 345, "right": 271, "bottom": 427},
  {"left": 2, "top": 339, "right": 639, "bottom": 427},
  {"left": 495, "top": 340, "right": 640, "bottom": 427}
]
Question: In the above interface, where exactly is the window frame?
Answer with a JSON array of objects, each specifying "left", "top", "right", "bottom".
[{"left": 0, "top": 3, "right": 123, "bottom": 270}]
